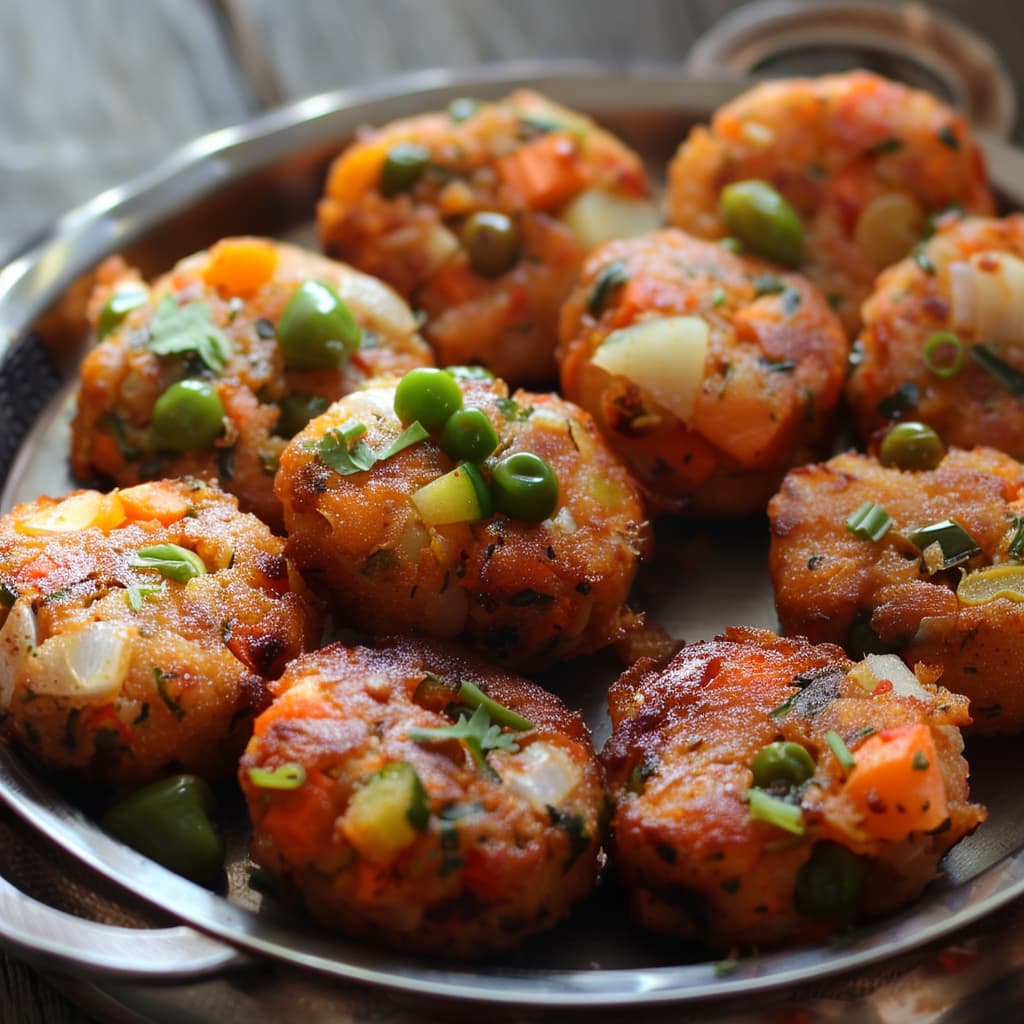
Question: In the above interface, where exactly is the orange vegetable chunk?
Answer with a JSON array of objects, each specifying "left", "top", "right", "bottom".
[
  {"left": 117, "top": 481, "right": 190, "bottom": 526},
  {"left": 843, "top": 724, "right": 948, "bottom": 839},
  {"left": 202, "top": 238, "right": 279, "bottom": 299}
]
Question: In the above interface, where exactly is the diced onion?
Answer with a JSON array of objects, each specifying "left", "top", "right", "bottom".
[
  {"left": 499, "top": 741, "right": 579, "bottom": 814},
  {"left": 863, "top": 653, "right": 932, "bottom": 701},
  {"left": 559, "top": 188, "right": 661, "bottom": 251},
  {"left": 854, "top": 193, "right": 923, "bottom": 269},
  {"left": 592, "top": 315, "right": 709, "bottom": 424},
  {"left": 337, "top": 271, "right": 421, "bottom": 337},
  {"left": 0, "top": 600, "right": 38, "bottom": 708},
  {"left": 31, "top": 622, "right": 133, "bottom": 701},
  {"left": 957, "top": 564, "right": 1024, "bottom": 605},
  {"left": 949, "top": 251, "right": 1024, "bottom": 345}
]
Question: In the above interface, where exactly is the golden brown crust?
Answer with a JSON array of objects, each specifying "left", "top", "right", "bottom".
[
  {"left": 0, "top": 479, "right": 321, "bottom": 784},
  {"left": 848, "top": 215, "right": 1024, "bottom": 455},
  {"left": 276, "top": 375, "right": 649, "bottom": 670},
  {"left": 240, "top": 635, "right": 604, "bottom": 957},
  {"left": 769, "top": 447, "right": 1024, "bottom": 732},
  {"left": 667, "top": 71, "right": 995, "bottom": 335},
  {"left": 72, "top": 238, "right": 432, "bottom": 531},
  {"left": 557, "top": 228, "right": 848, "bottom": 516},
  {"left": 318, "top": 90, "right": 652, "bottom": 386},
  {"left": 602, "top": 627, "right": 983, "bottom": 950}
]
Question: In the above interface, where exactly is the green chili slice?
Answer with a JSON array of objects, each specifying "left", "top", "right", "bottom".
[
  {"left": 846, "top": 502, "right": 892, "bottom": 542},
  {"left": 908, "top": 518, "right": 980, "bottom": 569},
  {"left": 922, "top": 332, "right": 965, "bottom": 378},
  {"left": 247, "top": 762, "right": 308, "bottom": 790}
]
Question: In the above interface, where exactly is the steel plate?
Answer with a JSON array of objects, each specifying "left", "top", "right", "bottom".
[{"left": 3, "top": 62, "right": 1024, "bottom": 1011}]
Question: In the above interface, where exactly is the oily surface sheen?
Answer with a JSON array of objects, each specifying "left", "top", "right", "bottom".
[
  {"left": 603, "top": 627, "right": 984, "bottom": 951},
  {"left": 318, "top": 89, "right": 652, "bottom": 385},
  {"left": 769, "top": 447, "right": 1024, "bottom": 733},
  {"left": 72, "top": 237, "right": 432, "bottom": 530},
  {"left": 0, "top": 479, "right": 320, "bottom": 784},
  {"left": 667, "top": 71, "right": 995, "bottom": 335},
  {"left": 276, "top": 375, "right": 649, "bottom": 670},
  {"left": 849, "top": 214, "right": 1024, "bottom": 455},
  {"left": 558, "top": 228, "right": 849, "bottom": 515},
  {"left": 241, "top": 635, "right": 604, "bottom": 958}
]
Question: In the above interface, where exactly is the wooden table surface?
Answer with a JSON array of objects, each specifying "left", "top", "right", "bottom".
[{"left": 2, "top": 1, "right": 1024, "bottom": 1020}]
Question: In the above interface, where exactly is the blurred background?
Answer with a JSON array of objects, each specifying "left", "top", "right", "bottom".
[
  {"left": 1, "top": 0, "right": 1021, "bottom": 1020},
  {"left": 3, "top": 0, "right": 1023, "bottom": 260}
]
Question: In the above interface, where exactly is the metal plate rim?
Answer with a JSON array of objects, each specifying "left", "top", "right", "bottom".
[{"left": 3, "top": 60, "right": 1024, "bottom": 1009}]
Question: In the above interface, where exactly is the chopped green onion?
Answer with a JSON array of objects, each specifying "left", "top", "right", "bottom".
[
  {"left": 846, "top": 502, "right": 892, "bottom": 542},
  {"left": 587, "top": 260, "right": 629, "bottom": 316},
  {"left": 908, "top": 519, "right": 980, "bottom": 569},
  {"left": 457, "top": 680, "right": 533, "bottom": 731},
  {"left": 752, "top": 273, "right": 785, "bottom": 296},
  {"left": 876, "top": 381, "right": 920, "bottom": 419},
  {"left": 912, "top": 245, "right": 936, "bottom": 275},
  {"left": 1009, "top": 515, "right": 1024, "bottom": 560},
  {"left": 130, "top": 544, "right": 207, "bottom": 583},
  {"left": 746, "top": 788, "right": 805, "bottom": 835},
  {"left": 970, "top": 345, "right": 1024, "bottom": 399},
  {"left": 923, "top": 332, "right": 965, "bottom": 378},
  {"left": 247, "top": 763, "right": 307, "bottom": 790},
  {"left": 825, "top": 730, "right": 855, "bottom": 774}
]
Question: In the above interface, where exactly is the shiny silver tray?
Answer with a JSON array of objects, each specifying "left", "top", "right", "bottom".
[{"left": 5, "top": 61, "right": 1024, "bottom": 1018}]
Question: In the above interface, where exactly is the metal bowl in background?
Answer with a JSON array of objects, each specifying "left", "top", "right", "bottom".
[{"left": 5, "top": 55, "right": 1024, "bottom": 1024}]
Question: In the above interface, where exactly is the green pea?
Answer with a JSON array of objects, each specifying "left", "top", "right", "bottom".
[
  {"left": 276, "top": 391, "right": 329, "bottom": 438},
  {"left": 794, "top": 842, "right": 863, "bottom": 920},
  {"left": 448, "top": 97, "right": 481, "bottom": 123},
  {"left": 491, "top": 451, "right": 558, "bottom": 523},
  {"left": 463, "top": 211, "right": 521, "bottom": 276},
  {"left": 277, "top": 280, "right": 362, "bottom": 370},
  {"left": 441, "top": 408, "right": 499, "bottom": 462},
  {"left": 98, "top": 284, "right": 148, "bottom": 339},
  {"left": 394, "top": 367, "right": 464, "bottom": 430},
  {"left": 750, "top": 741, "right": 816, "bottom": 789},
  {"left": 380, "top": 142, "right": 430, "bottom": 197},
  {"left": 101, "top": 774, "right": 224, "bottom": 883},
  {"left": 878, "top": 421, "right": 945, "bottom": 471},
  {"left": 150, "top": 379, "right": 225, "bottom": 452},
  {"left": 720, "top": 180, "right": 804, "bottom": 267}
]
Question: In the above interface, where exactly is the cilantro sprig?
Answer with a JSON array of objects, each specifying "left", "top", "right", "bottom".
[
  {"left": 408, "top": 704, "right": 522, "bottom": 780},
  {"left": 306, "top": 419, "right": 428, "bottom": 476},
  {"left": 147, "top": 297, "right": 234, "bottom": 374}
]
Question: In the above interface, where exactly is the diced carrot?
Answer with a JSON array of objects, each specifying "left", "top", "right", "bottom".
[
  {"left": 430, "top": 261, "right": 483, "bottom": 306},
  {"left": 842, "top": 724, "right": 948, "bottom": 839},
  {"left": 117, "top": 482, "right": 190, "bottom": 526},
  {"left": 253, "top": 692, "right": 333, "bottom": 738},
  {"left": 497, "top": 133, "right": 587, "bottom": 211},
  {"left": 17, "top": 491, "right": 125, "bottom": 536},
  {"left": 259, "top": 772, "right": 333, "bottom": 864},
  {"left": 202, "top": 239, "right": 279, "bottom": 299},
  {"left": 17, "top": 552, "right": 59, "bottom": 585},
  {"left": 326, "top": 139, "right": 392, "bottom": 205}
]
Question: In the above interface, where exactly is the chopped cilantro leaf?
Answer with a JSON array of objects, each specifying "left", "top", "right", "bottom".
[{"left": 147, "top": 296, "right": 233, "bottom": 373}]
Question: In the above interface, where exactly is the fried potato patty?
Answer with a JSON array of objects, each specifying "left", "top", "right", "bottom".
[
  {"left": 667, "top": 71, "right": 994, "bottom": 334},
  {"left": 318, "top": 90, "right": 656, "bottom": 385},
  {"left": 848, "top": 215, "right": 1024, "bottom": 455},
  {"left": 240, "top": 635, "right": 604, "bottom": 957},
  {"left": 275, "top": 373, "right": 649, "bottom": 670},
  {"left": 72, "top": 238, "right": 432, "bottom": 529},
  {"left": 769, "top": 446, "right": 1024, "bottom": 733},
  {"left": 0, "top": 479, "right": 320, "bottom": 784},
  {"left": 557, "top": 229, "right": 848, "bottom": 515},
  {"left": 602, "top": 627, "right": 983, "bottom": 951}
]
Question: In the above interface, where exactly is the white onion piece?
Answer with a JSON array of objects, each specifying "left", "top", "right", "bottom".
[
  {"left": 337, "top": 270, "right": 420, "bottom": 338},
  {"left": 559, "top": 189, "right": 661, "bottom": 251},
  {"left": 948, "top": 260, "right": 976, "bottom": 334},
  {"left": 499, "top": 741, "right": 579, "bottom": 814},
  {"left": 31, "top": 622, "right": 133, "bottom": 701},
  {"left": 592, "top": 315, "right": 709, "bottom": 424},
  {"left": 0, "top": 600, "right": 38, "bottom": 709},
  {"left": 949, "top": 251, "right": 1024, "bottom": 345},
  {"left": 864, "top": 654, "right": 932, "bottom": 701}
]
